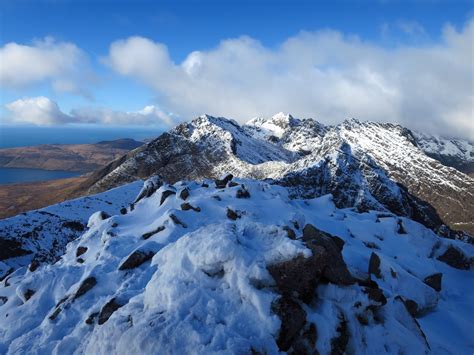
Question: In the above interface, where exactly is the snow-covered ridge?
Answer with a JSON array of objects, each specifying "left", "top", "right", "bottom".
[
  {"left": 0, "top": 181, "right": 142, "bottom": 280},
  {"left": 81, "top": 113, "right": 474, "bottom": 236},
  {"left": 1, "top": 176, "right": 472, "bottom": 354}
]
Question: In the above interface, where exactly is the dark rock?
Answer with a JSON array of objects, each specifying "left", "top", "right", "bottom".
[
  {"left": 160, "top": 190, "right": 176, "bottom": 205},
  {"left": 29, "top": 259, "right": 40, "bottom": 272},
  {"left": 397, "top": 219, "right": 407, "bottom": 234},
  {"left": 212, "top": 195, "right": 222, "bottom": 201},
  {"left": 120, "top": 207, "right": 127, "bottom": 215},
  {"left": 76, "top": 246, "right": 88, "bottom": 257},
  {"left": 85, "top": 312, "right": 99, "bottom": 325},
  {"left": 24, "top": 289, "right": 35, "bottom": 301},
  {"left": 291, "top": 322, "right": 318, "bottom": 354},
  {"left": 99, "top": 211, "right": 110, "bottom": 220},
  {"left": 77, "top": 258, "right": 85, "bottom": 264},
  {"left": 74, "top": 277, "right": 97, "bottom": 300},
  {"left": 226, "top": 208, "right": 240, "bottom": 221},
  {"left": 181, "top": 203, "right": 201, "bottom": 212},
  {"left": 179, "top": 188, "right": 190, "bottom": 200},
  {"left": 202, "top": 183, "right": 209, "bottom": 188},
  {"left": 424, "top": 273, "right": 442, "bottom": 292},
  {"left": 49, "top": 307, "right": 62, "bottom": 321},
  {"left": 215, "top": 174, "right": 234, "bottom": 188},
  {"left": 228, "top": 181, "right": 239, "bottom": 187},
  {"left": 236, "top": 188, "right": 251, "bottom": 199},
  {"left": 403, "top": 298, "right": 419, "bottom": 317},
  {"left": 363, "top": 286, "right": 387, "bottom": 305},
  {"left": 0, "top": 238, "right": 32, "bottom": 261},
  {"left": 283, "top": 226, "right": 296, "bottom": 240},
  {"left": 134, "top": 175, "right": 163, "bottom": 204},
  {"left": 272, "top": 296, "right": 307, "bottom": 351},
  {"left": 330, "top": 314, "right": 349, "bottom": 355},
  {"left": 119, "top": 251, "right": 155, "bottom": 270},
  {"left": 368, "top": 252, "right": 382, "bottom": 279},
  {"left": 62, "top": 221, "right": 85, "bottom": 232},
  {"left": 437, "top": 246, "right": 471, "bottom": 270},
  {"left": 170, "top": 214, "right": 187, "bottom": 228},
  {"left": 0, "top": 296, "right": 7, "bottom": 305},
  {"left": 98, "top": 298, "right": 123, "bottom": 325},
  {"left": 142, "top": 225, "right": 165, "bottom": 240},
  {"left": 302, "top": 224, "right": 353, "bottom": 285}
]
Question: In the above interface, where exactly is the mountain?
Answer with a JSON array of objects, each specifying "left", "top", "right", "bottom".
[
  {"left": 413, "top": 132, "right": 474, "bottom": 177},
  {"left": 0, "top": 138, "right": 143, "bottom": 173},
  {"left": 1, "top": 177, "right": 472, "bottom": 353},
  {"left": 77, "top": 114, "right": 474, "bottom": 236}
]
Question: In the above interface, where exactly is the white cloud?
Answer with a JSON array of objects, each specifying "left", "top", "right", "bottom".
[
  {"left": 4, "top": 97, "right": 173, "bottom": 127},
  {"left": 5, "top": 97, "right": 70, "bottom": 125},
  {"left": 105, "top": 19, "right": 474, "bottom": 139},
  {"left": 0, "top": 37, "right": 89, "bottom": 96}
]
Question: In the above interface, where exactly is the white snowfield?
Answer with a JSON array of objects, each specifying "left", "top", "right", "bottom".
[{"left": 0, "top": 178, "right": 472, "bottom": 354}]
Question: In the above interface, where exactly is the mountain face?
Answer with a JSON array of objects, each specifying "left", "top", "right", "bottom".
[
  {"left": 0, "top": 138, "right": 143, "bottom": 173},
  {"left": 1, "top": 177, "right": 472, "bottom": 354},
  {"left": 78, "top": 114, "right": 474, "bottom": 236},
  {"left": 413, "top": 132, "right": 474, "bottom": 177}
]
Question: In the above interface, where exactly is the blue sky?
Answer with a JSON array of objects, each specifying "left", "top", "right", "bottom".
[{"left": 0, "top": 0, "right": 473, "bottom": 138}]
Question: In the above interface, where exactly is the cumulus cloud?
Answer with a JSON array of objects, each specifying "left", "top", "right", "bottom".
[
  {"left": 105, "top": 19, "right": 474, "bottom": 139},
  {"left": 4, "top": 97, "right": 172, "bottom": 126},
  {"left": 0, "top": 37, "right": 89, "bottom": 96}
]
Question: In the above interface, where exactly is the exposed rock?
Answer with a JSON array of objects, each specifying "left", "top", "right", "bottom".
[
  {"left": 170, "top": 214, "right": 187, "bottom": 228},
  {"left": 423, "top": 273, "right": 442, "bottom": 292},
  {"left": 85, "top": 312, "right": 99, "bottom": 325},
  {"left": 330, "top": 314, "right": 349, "bottom": 355},
  {"left": 283, "top": 226, "right": 296, "bottom": 240},
  {"left": 24, "top": 289, "right": 35, "bottom": 301},
  {"left": 49, "top": 307, "right": 62, "bottom": 321},
  {"left": 74, "top": 277, "right": 97, "bottom": 300},
  {"left": 215, "top": 174, "right": 234, "bottom": 188},
  {"left": 98, "top": 298, "right": 123, "bottom": 325},
  {"left": 403, "top": 298, "right": 419, "bottom": 318},
  {"left": 134, "top": 175, "right": 163, "bottom": 204},
  {"left": 98, "top": 211, "right": 110, "bottom": 220},
  {"left": 179, "top": 188, "right": 190, "bottom": 200},
  {"left": 226, "top": 208, "right": 240, "bottom": 221},
  {"left": 120, "top": 207, "right": 127, "bottom": 215},
  {"left": 302, "top": 224, "right": 353, "bottom": 285},
  {"left": 77, "top": 258, "right": 84, "bottom": 264},
  {"left": 437, "top": 246, "right": 471, "bottom": 270},
  {"left": 0, "top": 238, "right": 32, "bottom": 261},
  {"left": 119, "top": 251, "right": 155, "bottom": 270},
  {"left": 362, "top": 285, "right": 387, "bottom": 306},
  {"left": 290, "top": 322, "right": 318, "bottom": 355},
  {"left": 142, "top": 226, "right": 165, "bottom": 240},
  {"left": 236, "top": 188, "right": 251, "bottom": 199},
  {"left": 368, "top": 252, "right": 382, "bottom": 279},
  {"left": 272, "top": 296, "right": 307, "bottom": 352},
  {"left": 0, "top": 296, "right": 7, "bottom": 305},
  {"left": 76, "top": 246, "right": 88, "bottom": 257},
  {"left": 397, "top": 219, "right": 407, "bottom": 234},
  {"left": 181, "top": 203, "right": 201, "bottom": 212},
  {"left": 62, "top": 221, "right": 85, "bottom": 232},
  {"left": 160, "top": 190, "right": 176, "bottom": 205},
  {"left": 228, "top": 181, "right": 239, "bottom": 187},
  {"left": 29, "top": 259, "right": 40, "bottom": 272}
]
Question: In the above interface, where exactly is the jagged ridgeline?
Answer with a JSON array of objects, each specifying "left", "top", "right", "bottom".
[
  {"left": 1, "top": 176, "right": 473, "bottom": 353},
  {"left": 78, "top": 113, "right": 474, "bottom": 237}
]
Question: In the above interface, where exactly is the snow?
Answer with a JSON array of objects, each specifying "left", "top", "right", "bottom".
[{"left": 0, "top": 177, "right": 472, "bottom": 354}]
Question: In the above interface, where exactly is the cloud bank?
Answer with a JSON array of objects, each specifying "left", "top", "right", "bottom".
[
  {"left": 106, "top": 19, "right": 474, "bottom": 139},
  {"left": 4, "top": 97, "right": 172, "bottom": 127},
  {"left": 0, "top": 37, "right": 90, "bottom": 97}
]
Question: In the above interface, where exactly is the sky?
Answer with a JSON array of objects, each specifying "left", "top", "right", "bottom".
[{"left": 0, "top": 0, "right": 473, "bottom": 139}]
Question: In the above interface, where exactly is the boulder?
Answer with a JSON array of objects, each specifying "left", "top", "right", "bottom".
[
  {"left": 437, "top": 246, "right": 471, "bottom": 270},
  {"left": 236, "top": 188, "right": 251, "bottom": 199},
  {"left": 272, "top": 296, "right": 307, "bottom": 352},
  {"left": 76, "top": 246, "right": 88, "bottom": 257},
  {"left": 119, "top": 251, "right": 155, "bottom": 270},
  {"left": 423, "top": 273, "right": 442, "bottom": 292},
  {"left": 134, "top": 175, "right": 163, "bottom": 204},
  {"left": 170, "top": 214, "right": 187, "bottom": 228},
  {"left": 215, "top": 174, "right": 234, "bottom": 188},
  {"left": 142, "top": 226, "right": 165, "bottom": 240},
  {"left": 160, "top": 190, "right": 176, "bottom": 206},
  {"left": 226, "top": 208, "right": 240, "bottom": 221},
  {"left": 74, "top": 277, "right": 97, "bottom": 300},
  {"left": 179, "top": 188, "right": 190, "bottom": 200},
  {"left": 368, "top": 252, "right": 382, "bottom": 279},
  {"left": 98, "top": 298, "right": 123, "bottom": 325},
  {"left": 181, "top": 203, "right": 201, "bottom": 212}
]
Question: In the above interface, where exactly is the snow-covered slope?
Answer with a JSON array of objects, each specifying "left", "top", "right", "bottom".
[
  {"left": 414, "top": 132, "right": 474, "bottom": 176},
  {"left": 79, "top": 114, "right": 474, "bottom": 236},
  {"left": 0, "top": 181, "right": 142, "bottom": 280},
  {"left": 1, "top": 177, "right": 472, "bottom": 354}
]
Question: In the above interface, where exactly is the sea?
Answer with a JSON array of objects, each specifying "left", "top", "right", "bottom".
[{"left": 0, "top": 125, "right": 163, "bottom": 185}]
